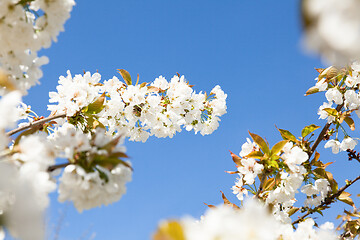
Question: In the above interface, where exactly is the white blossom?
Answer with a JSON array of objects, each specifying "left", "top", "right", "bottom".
[
  {"left": 176, "top": 198, "right": 338, "bottom": 240},
  {"left": 324, "top": 139, "right": 341, "bottom": 154},
  {"left": 0, "top": 0, "right": 75, "bottom": 94},
  {"left": 325, "top": 88, "right": 343, "bottom": 105},
  {"left": 318, "top": 102, "right": 335, "bottom": 123},
  {"left": 340, "top": 137, "right": 357, "bottom": 151},
  {"left": 58, "top": 164, "right": 132, "bottom": 212},
  {"left": 0, "top": 91, "right": 22, "bottom": 129},
  {"left": 303, "top": 0, "right": 360, "bottom": 65}
]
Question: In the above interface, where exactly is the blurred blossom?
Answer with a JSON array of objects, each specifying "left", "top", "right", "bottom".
[{"left": 302, "top": 0, "right": 360, "bottom": 65}]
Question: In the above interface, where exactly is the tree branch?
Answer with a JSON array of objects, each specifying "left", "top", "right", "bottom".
[
  {"left": 47, "top": 162, "right": 71, "bottom": 172},
  {"left": 6, "top": 113, "right": 66, "bottom": 137},
  {"left": 292, "top": 175, "right": 360, "bottom": 225},
  {"left": 308, "top": 104, "right": 343, "bottom": 159},
  {"left": 256, "top": 173, "right": 267, "bottom": 198}
]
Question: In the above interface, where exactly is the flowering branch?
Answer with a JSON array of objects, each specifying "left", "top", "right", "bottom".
[
  {"left": 308, "top": 104, "right": 343, "bottom": 159},
  {"left": 6, "top": 113, "right": 66, "bottom": 136},
  {"left": 292, "top": 175, "right": 360, "bottom": 225}
]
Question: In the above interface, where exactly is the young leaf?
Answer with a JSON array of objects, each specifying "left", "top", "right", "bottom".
[
  {"left": 229, "top": 151, "right": 242, "bottom": 166},
  {"left": 288, "top": 207, "right": 300, "bottom": 216},
  {"left": 117, "top": 69, "right": 132, "bottom": 85},
  {"left": 301, "top": 124, "right": 320, "bottom": 138},
  {"left": 245, "top": 151, "right": 264, "bottom": 159},
  {"left": 276, "top": 126, "right": 297, "bottom": 142},
  {"left": 140, "top": 82, "right": 147, "bottom": 88},
  {"left": 318, "top": 66, "right": 338, "bottom": 80},
  {"left": 86, "top": 93, "right": 105, "bottom": 114},
  {"left": 325, "top": 171, "right": 338, "bottom": 193},
  {"left": 310, "top": 152, "right": 321, "bottom": 165},
  {"left": 220, "top": 191, "right": 240, "bottom": 210},
  {"left": 323, "top": 108, "right": 338, "bottom": 117},
  {"left": 263, "top": 177, "right": 275, "bottom": 191},
  {"left": 313, "top": 168, "right": 327, "bottom": 179},
  {"left": 344, "top": 117, "right": 355, "bottom": 131},
  {"left": 271, "top": 140, "right": 288, "bottom": 156},
  {"left": 225, "top": 170, "right": 239, "bottom": 175},
  {"left": 249, "top": 131, "right": 270, "bottom": 155},
  {"left": 305, "top": 86, "right": 319, "bottom": 96},
  {"left": 136, "top": 73, "right": 140, "bottom": 86},
  {"left": 338, "top": 192, "right": 355, "bottom": 207},
  {"left": 204, "top": 203, "right": 216, "bottom": 208}
]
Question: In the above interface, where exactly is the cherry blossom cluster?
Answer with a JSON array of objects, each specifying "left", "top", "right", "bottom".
[
  {"left": 302, "top": 0, "right": 360, "bottom": 64},
  {"left": 154, "top": 199, "right": 337, "bottom": 240},
  {"left": 49, "top": 123, "right": 132, "bottom": 212},
  {"left": 0, "top": 0, "right": 75, "bottom": 94},
  {"left": 230, "top": 136, "right": 332, "bottom": 224},
  {"left": 308, "top": 62, "right": 360, "bottom": 154},
  {"left": 48, "top": 70, "right": 227, "bottom": 142},
  {"left": 0, "top": 90, "right": 132, "bottom": 239},
  {"left": 0, "top": 68, "right": 226, "bottom": 239}
]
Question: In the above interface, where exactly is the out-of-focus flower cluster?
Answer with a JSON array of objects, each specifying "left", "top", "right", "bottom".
[
  {"left": 154, "top": 199, "right": 337, "bottom": 240},
  {"left": 0, "top": 90, "right": 132, "bottom": 239},
  {"left": 302, "top": 0, "right": 360, "bottom": 65},
  {"left": 48, "top": 70, "right": 227, "bottom": 142},
  {"left": 0, "top": 0, "right": 75, "bottom": 94},
  {"left": 0, "top": 92, "right": 56, "bottom": 240}
]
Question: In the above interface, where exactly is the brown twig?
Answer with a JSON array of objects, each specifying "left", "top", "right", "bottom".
[
  {"left": 256, "top": 173, "right": 267, "bottom": 198},
  {"left": 308, "top": 104, "right": 343, "bottom": 159},
  {"left": 292, "top": 175, "right": 360, "bottom": 225},
  {"left": 47, "top": 162, "right": 71, "bottom": 172},
  {"left": 347, "top": 149, "right": 360, "bottom": 164},
  {"left": 6, "top": 113, "right": 66, "bottom": 136}
]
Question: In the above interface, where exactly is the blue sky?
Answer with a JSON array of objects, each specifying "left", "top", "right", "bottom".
[{"left": 21, "top": 0, "right": 360, "bottom": 239}]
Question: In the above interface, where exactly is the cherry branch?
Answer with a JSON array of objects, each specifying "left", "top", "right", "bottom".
[
  {"left": 292, "top": 175, "right": 360, "bottom": 225},
  {"left": 6, "top": 113, "right": 66, "bottom": 136},
  {"left": 308, "top": 104, "right": 343, "bottom": 159},
  {"left": 47, "top": 162, "right": 71, "bottom": 172}
]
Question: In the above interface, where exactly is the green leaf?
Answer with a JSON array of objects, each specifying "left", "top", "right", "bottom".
[
  {"left": 268, "top": 160, "right": 279, "bottom": 169},
  {"left": 249, "top": 131, "right": 270, "bottom": 155},
  {"left": 313, "top": 168, "right": 327, "bottom": 179},
  {"left": 276, "top": 126, "right": 297, "bottom": 142},
  {"left": 288, "top": 207, "right": 299, "bottom": 216},
  {"left": 93, "top": 156, "right": 133, "bottom": 171},
  {"left": 344, "top": 117, "right": 355, "bottom": 131},
  {"left": 117, "top": 69, "right": 132, "bottom": 85},
  {"left": 323, "top": 108, "right": 338, "bottom": 117},
  {"left": 263, "top": 177, "right": 275, "bottom": 191},
  {"left": 271, "top": 140, "right": 288, "bottom": 156},
  {"left": 245, "top": 151, "right": 264, "bottom": 159},
  {"left": 301, "top": 124, "right": 320, "bottom": 138},
  {"left": 86, "top": 93, "right": 105, "bottom": 114}
]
